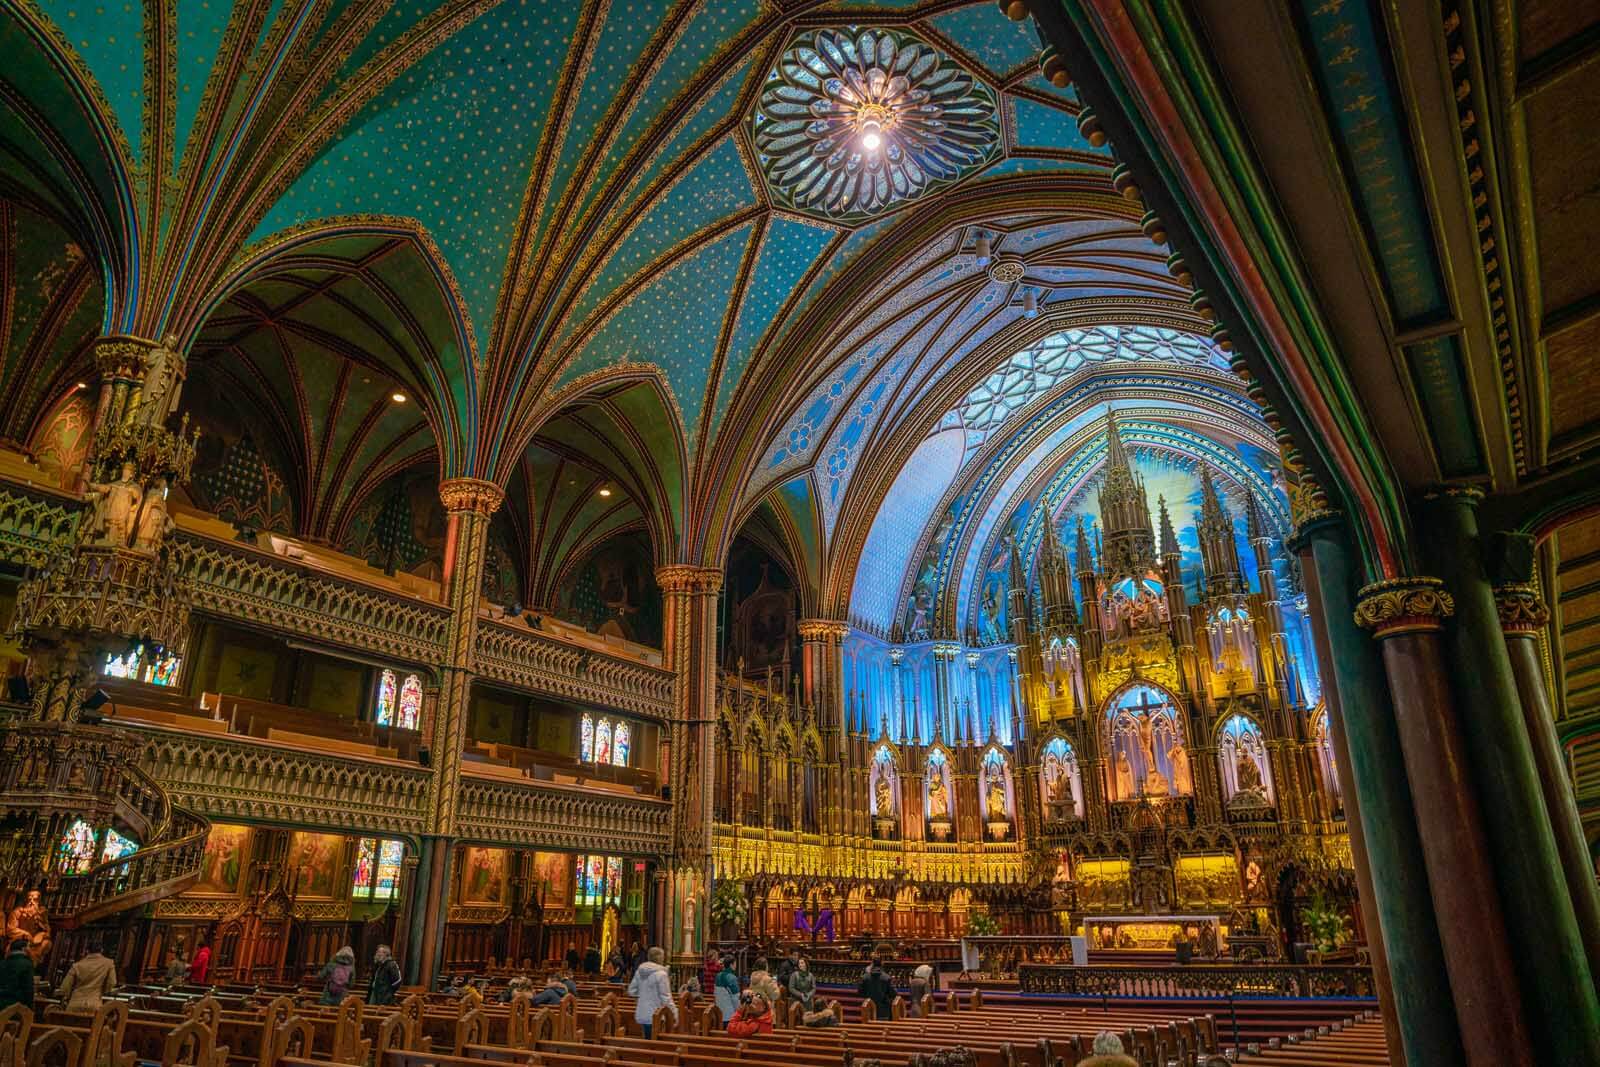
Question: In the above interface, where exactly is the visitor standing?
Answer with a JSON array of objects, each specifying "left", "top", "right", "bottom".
[
  {"left": 748, "top": 955, "right": 780, "bottom": 1004},
  {"left": 57, "top": 937, "right": 117, "bottom": 1013},
  {"left": 368, "top": 944, "right": 402, "bottom": 1005},
  {"left": 714, "top": 955, "right": 740, "bottom": 1023},
  {"left": 626, "top": 946, "right": 677, "bottom": 1038},
  {"left": 909, "top": 961, "right": 934, "bottom": 1016},
  {"left": 164, "top": 941, "right": 189, "bottom": 984},
  {"left": 317, "top": 946, "right": 356, "bottom": 1004},
  {"left": 857, "top": 958, "right": 895, "bottom": 1020},
  {"left": 582, "top": 943, "right": 601, "bottom": 975},
  {"left": 188, "top": 936, "right": 211, "bottom": 985},
  {"left": 0, "top": 937, "right": 34, "bottom": 1011}
]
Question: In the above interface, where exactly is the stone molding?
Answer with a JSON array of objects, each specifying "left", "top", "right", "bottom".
[
  {"left": 1353, "top": 576, "right": 1455, "bottom": 637},
  {"left": 437, "top": 477, "right": 504, "bottom": 515}
]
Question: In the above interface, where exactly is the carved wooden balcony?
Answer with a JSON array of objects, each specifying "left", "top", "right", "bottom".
[
  {"left": 473, "top": 618, "right": 675, "bottom": 719},
  {"left": 455, "top": 766, "right": 672, "bottom": 856}
]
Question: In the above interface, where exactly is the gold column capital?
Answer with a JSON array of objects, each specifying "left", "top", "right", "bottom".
[
  {"left": 655, "top": 564, "right": 722, "bottom": 595},
  {"left": 1492, "top": 583, "right": 1551, "bottom": 634},
  {"left": 798, "top": 619, "right": 850, "bottom": 642},
  {"left": 1354, "top": 576, "right": 1454, "bottom": 637},
  {"left": 93, "top": 334, "right": 163, "bottom": 378},
  {"left": 438, "top": 477, "right": 504, "bottom": 515}
]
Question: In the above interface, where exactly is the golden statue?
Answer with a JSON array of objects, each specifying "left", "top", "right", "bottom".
[
  {"left": 985, "top": 777, "right": 1007, "bottom": 820},
  {"left": 6, "top": 890, "right": 51, "bottom": 963},
  {"left": 927, "top": 773, "right": 949, "bottom": 819},
  {"left": 131, "top": 334, "right": 186, "bottom": 429},
  {"left": 133, "top": 476, "right": 173, "bottom": 552},
  {"left": 1236, "top": 752, "right": 1263, "bottom": 794},
  {"left": 1168, "top": 742, "right": 1193, "bottom": 794},
  {"left": 1115, "top": 750, "right": 1135, "bottom": 799},
  {"left": 83, "top": 461, "right": 143, "bottom": 547},
  {"left": 875, "top": 776, "right": 893, "bottom": 817}
]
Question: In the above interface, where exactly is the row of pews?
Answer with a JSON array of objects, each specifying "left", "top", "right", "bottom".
[{"left": 0, "top": 972, "right": 1387, "bottom": 1067}]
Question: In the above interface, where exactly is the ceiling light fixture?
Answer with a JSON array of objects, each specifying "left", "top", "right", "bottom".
[
  {"left": 861, "top": 119, "right": 882, "bottom": 152},
  {"left": 1023, "top": 290, "right": 1039, "bottom": 318},
  {"left": 975, "top": 233, "right": 992, "bottom": 266},
  {"left": 391, "top": 392, "right": 407, "bottom": 403},
  {"left": 598, "top": 487, "right": 612, "bottom": 498},
  {"left": 75, "top": 381, "right": 87, "bottom": 390}
]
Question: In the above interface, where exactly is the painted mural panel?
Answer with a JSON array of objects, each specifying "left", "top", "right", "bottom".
[
  {"left": 460, "top": 846, "right": 509, "bottom": 905},
  {"left": 532, "top": 850, "right": 572, "bottom": 908},
  {"left": 559, "top": 533, "right": 662, "bottom": 646},
  {"left": 193, "top": 824, "right": 252, "bottom": 897},
  {"left": 288, "top": 831, "right": 345, "bottom": 900}
]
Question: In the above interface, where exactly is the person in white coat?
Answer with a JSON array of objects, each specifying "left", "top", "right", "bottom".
[{"left": 627, "top": 946, "right": 678, "bottom": 1038}]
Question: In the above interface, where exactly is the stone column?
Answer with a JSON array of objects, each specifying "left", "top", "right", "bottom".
[
  {"left": 1495, "top": 581, "right": 1600, "bottom": 983},
  {"left": 1354, "top": 576, "right": 1530, "bottom": 1063},
  {"left": 1421, "top": 489, "right": 1600, "bottom": 1061},
  {"left": 1298, "top": 517, "right": 1461, "bottom": 1065},
  {"left": 415, "top": 476, "right": 502, "bottom": 985},
  {"left": 657, "top": 564, "right": 722, "bottom": 964}
]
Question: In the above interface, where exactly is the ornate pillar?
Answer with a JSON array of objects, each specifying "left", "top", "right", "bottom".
[
  {"left": 1421, "top": 488, "right": 1600, "bottom": 1061},
  {"left": 1495, "top": 581, "right": 1600, "bottom": 982},
  {"left": 415, "top": 477, "right": 502, "bottom": 985},
  {"left": 658, "top": 564, "right": 722, "bottom": 964},
  {"left": 1355, "top": 576, "right": 1530, "bottom": 1063},
  {"left": 1297, "top": 516, "right": 1460, "bottom": 1065}
]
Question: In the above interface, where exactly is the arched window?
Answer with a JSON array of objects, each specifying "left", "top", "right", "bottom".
[
  {"left": 396, "top": 674, "right": 423, "bottom": 730},
  {"left": 595, "top": 719, "right": 613, "bottom": 764},
  {"left": 612, "top": 722, "right": 630, "bottom": 766},
  {"left": 100, "top": 829, "right": 137, "bottom": 864},
  {"left": 580, "top": 714, "right": 595, "bottom": 762},
  {"left": 375, "top": 669, "right": 398, "bottom": 725},
  {"left": 57, "top": 819, "right": 98, "bottom": 873},
  {"left": 1218, "top": 714, "right": 1274, "bottom": 805},
  {"left": 605, "top": 857, "right": 622, "bottom": 899}
]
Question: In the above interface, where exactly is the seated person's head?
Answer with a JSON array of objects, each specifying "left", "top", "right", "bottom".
[
  {"left": 1092, "top": 1032, "right": 1126, "bottom": 1056},
  {"left": 753, "top": 956, "right": 769, "bottom": 972}
]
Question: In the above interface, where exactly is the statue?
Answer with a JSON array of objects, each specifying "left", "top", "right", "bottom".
[
  {"left": 1115, "top": 750, "right": 1135, "bottom": 799},
  {"left": 83, "top": 461, "right": 143, "bottom": 547},
  {"left": 908, "top": 582, "right": 932, "bottom": 638},
  {"left": 926, "top": 773, "right": 949, "bottom": 819},
  {"left": 875, "top": 776, "right": 893, "bottom": 817},
  {"left": 680, "top": 889, "right": 697, "bottom": 955},
  {"left": 1236, "top": 752, "right": 1263, "bottom": 794},
  {"left": 985, "top": 777, "right": 1007, "bottom": 820},
  {"left": 131, "top": 334, "right": 186, "bottom": 429},
  {"left": 6, "top": 890, "right": 51, "bottom": 963},
  {"left": 132, "top": 476, "right": 173, "bottom": 552},
  {"left": 1168, "top": 742, "right": 1193, "bottom": 794}
]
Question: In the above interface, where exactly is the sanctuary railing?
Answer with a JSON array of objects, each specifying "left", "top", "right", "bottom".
[{"left": 1018, "top": 961, "right": 1374, "bottom": 998}]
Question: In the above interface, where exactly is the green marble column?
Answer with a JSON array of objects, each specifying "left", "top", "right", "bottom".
[
  {"left": 1299, "top": 515, "right": 1462, "bottom": 1064},
  {"left": 1423, "top": 490, "right": 1600, "bottom": 1061}
]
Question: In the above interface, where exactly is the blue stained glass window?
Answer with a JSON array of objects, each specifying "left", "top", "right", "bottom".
[
  {"left": 580, "top": 714, "right": 594, "bottom": 762},
  {"left": 58, "top": 819, "right": 98, "bottom": 873},
  {"left": 375, "top": 670, "right": 397, "bottom": 726}
]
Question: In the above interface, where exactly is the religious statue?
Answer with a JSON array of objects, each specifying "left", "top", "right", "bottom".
[
  {"left": 6, "top": 889, "right": 51, "bottom": 963},
  {"left": 1043, "top": 759, "right": 1066, "bottom": 805},
  {"left": 1235, "top": 752, "right": 1263, "bottom": 794},
  {"left": 83, "top": 461, "right": 143, "bottom": 547},
  {"left": 1168, "top": 742, "right": 1193, "bottom": 794},
  {"left": 680, "top": 888, "right": 697, "bottom": 955},
  {"left": 131, "top": 334, "right": 186, "bottom": 429},
  {"left": 985, "top": 777, "right": 1007, "bottom": 820},
  {"left": 907, "top": 582, "right": 932, "bottom": 638},
  {"left": 132, "top": 476, "right": 173, "bottom": 552},
  {"left": 927, "top": 773, "right": 949, "bottom": 819},
  {"left": 1115, "top": 750, "right": 1135, "bottom": 799},
  {"left": 875, "top": 776, "right": 893, "bottom": 817}
]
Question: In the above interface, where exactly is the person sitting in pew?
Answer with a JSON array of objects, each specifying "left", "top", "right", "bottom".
[
  {"left": 498, "top": 976, "right": 533, "bottom": 1004},
  {"left": 1077, "top": 1031, "right": 1137, "bottom": 1067},
  {"left": 801, "top": 997, "right": 838, "bottom": 1028},
  {"left": 726, "top": 991, "right": 773, "bottom": 1037},
  {"left": 531, "top": 977, "right": 567, "bottom": 1007},
  {"left": 627, "top": 946, "right": 677, "bottom": 1039}
]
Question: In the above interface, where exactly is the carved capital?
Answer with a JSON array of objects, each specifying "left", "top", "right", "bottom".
[
  {"left": 797, "top": 619, "right": 849, "bottom": 642},
  {"left": 92, "top": 334, "right": 160, "bottom": 380},
  {"left": 654, "top": 565, "right": 722, "bottom": 595},
  {"left": 1354, "top": 576, "right": 1454, "bottom": 637},
  {"left": 438, "top": 477, "right": 504, "bottom": 515},
  {"left": 1493, "top": 583, "right": 1550, "bottom": 634}
]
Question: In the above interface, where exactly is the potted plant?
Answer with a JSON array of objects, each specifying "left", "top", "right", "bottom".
[
  {"left": 710, "top": 879, "right": 749, "bottom": 941},
  {"left": 1299, "top": 893, "right": 1349, "bottom": 956}
]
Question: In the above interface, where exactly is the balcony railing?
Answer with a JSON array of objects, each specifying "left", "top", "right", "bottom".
[
  {"left": 474, "top": 618, "right": 675, "bottom": 719},
  {"left": 455, "top": 768, "right": 672, "bottom": 856}
]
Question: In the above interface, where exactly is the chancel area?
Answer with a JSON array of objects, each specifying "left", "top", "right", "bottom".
[{"left": 0, "top": 2, "right": 1596, "bottom": 1066}]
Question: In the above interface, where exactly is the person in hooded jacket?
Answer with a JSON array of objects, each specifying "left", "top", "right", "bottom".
[
  {"left": 318, "top": 946, "right": 356, "bottom": 1005},
  {"left": 714, "top": 955, "right": 741, "bottom": 1024},
  {"left": 626, "top": 946, "right": 677, "bottom": 1038}
]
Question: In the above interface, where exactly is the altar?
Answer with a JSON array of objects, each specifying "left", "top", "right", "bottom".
[{"left": 1083, "top": 914, "right": 1224, "bottom": 952}]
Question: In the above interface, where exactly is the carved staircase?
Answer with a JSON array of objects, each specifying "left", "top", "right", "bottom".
[{"left": 0, "top": 721, "right": 209, "bottom": 926}]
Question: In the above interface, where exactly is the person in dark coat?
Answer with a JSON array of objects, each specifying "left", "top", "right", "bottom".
[
  {"left": 857, "top": 958, "right": 895, "bottom": 1020},
  {"left": 565, "top": 946, "right": 581, "bottom": 972},
  {"left": 0, "top": 937, "right": 34, "bottom": 1011},
  {"left": 368, "top": 945, "right": 402, "bottom": 1006},
  {"left": 582, "top": 944, "right": 601, "bottom": 975}
]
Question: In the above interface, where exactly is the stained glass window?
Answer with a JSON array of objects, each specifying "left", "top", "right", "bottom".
[
  {"left": 575, "top": 854, "right": 587, "bottom": 900},
  {"left": 587, "top": 856, "right": 605, "bottom": 903},
  {"left": 580, "top": 714, "right": 594, "bottom": 762},
  {"left": 58, "top": 819, "right": 98, "bottom": 873},
  {"left": 104, "top": 646, "right": 140, "bottom": 679},
  {"left": 353, "top": 839, "right": 376, "bottom": 892},
  {"left": 100, "top": 828, "right": 137, "bottom": 864},
  {"left": 375, "top": 841, "right": 404, "bottom": 900},
  {"left": 594, "top": 719, "right": 613, "bottom": 765},
  {"left": 612, "top": 722, "right": 630, "bottom": 767},
  {"left": 375, "top": 669, "right": 398, "bottom": 726},
  {"left": 397, "top": 674, "right": 423, "bottom": 730},
  {"left": 605, "top": 857, "right": 622, "bottom": 900},
  {"left": 146, "top": 651, "right": 181, "bottom": 686}
]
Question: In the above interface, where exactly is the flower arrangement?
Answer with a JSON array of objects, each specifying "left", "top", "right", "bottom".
[
  {"left": 710, "top": 879, "right": 748, "bottom": 929},
  {"left": 1300, "top": 892, "right": 1349, "bottom": 954},
  {"left": 966, "top": 911, "right": 999, "bottom": 936}
]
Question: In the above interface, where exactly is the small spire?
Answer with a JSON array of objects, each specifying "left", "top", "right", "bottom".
[
  {"left": 1007, "top": 536, "right": 1028, "bottom": 595},
  {"left": 1074, "top": 516, "right": 1093, "bottom": 573},
  {"left": 1157, "top": 494, "right": 1179, "bottom": 558},
  {"left": 1103, "top": 406, "right": 1131, "bottom": 474},
  {"left": 1246, "top": 490, "right": 1268, "bottom": 543}
]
